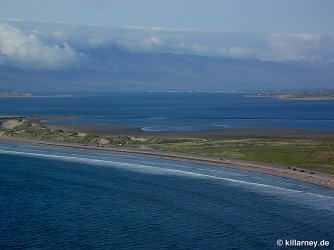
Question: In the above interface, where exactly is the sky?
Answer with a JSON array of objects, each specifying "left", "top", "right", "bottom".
[
  {"left": 0, "top": 0, "right": 334, "bottom": 70},
  {"left": 1, "top": 0, "right": 334, "bottom": 34}
]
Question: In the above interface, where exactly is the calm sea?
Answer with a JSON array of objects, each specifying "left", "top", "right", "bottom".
[
  {"left": 0, "top": 92, "right": 333, "bottom": 131},
  {"left": 1, "top": 93, "right": 334, "bottom": 249},
  {"left": 0, "top": 143, "right": 333, "bottom": 249}
]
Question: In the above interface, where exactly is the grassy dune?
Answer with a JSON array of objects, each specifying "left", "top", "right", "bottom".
[
  {"left": 149, "top": 138, "right": 334, "bottom": 175},
  {"left": 1, "top": 119, "right": 333, "bottom": 175}
]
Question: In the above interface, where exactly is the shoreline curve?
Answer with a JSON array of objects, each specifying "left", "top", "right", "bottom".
[{"left": 1, "top": 136, "right": 333, "bottom": 190}]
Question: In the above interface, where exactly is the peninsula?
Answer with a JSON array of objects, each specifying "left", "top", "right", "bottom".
[{"left": 1, "top": 118, "right": 333, "bottom": 189}]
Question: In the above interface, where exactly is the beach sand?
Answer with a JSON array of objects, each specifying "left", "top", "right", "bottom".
[
  {"left": 1, "top": 116, "right": 333, "bottom": 189},
  {"left": 1, "top": 136, "right": 334, "bottom": 189}
]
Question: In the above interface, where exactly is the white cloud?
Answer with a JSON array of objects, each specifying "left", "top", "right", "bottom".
[
  {"left": 148, "top": 36, "right": 162, "bottom": 46},
  {"left": 192, "top": 44, "right": 208, "bottom": 53},
  {"left": 0, "top": 23, "right": 80, "bottom": 70},
  {"left": 259, "top": 33, "right": 334, "bottom": 63},
  {"left": 138, "top": 36, "right": 163, "bottom": 50},
  {"left": 114, "top": 36, "right": 163, "bottom": 52},
  {"left": 52, "top": 31, "right": 67, "bottom": 41},
  {"left": 2, "top": 21, "right": 334, "bottom": 67},
  {"left": 218, "top": 46, "right": 258, "bottom": 59},
  {"left": 177, "top": 42, "right": 187, "bottom": 49},
  {"left": 214, "top": 33, "right": 334, "bottom": 63}
]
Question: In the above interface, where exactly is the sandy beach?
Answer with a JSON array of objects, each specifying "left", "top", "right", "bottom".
[
  {"left": 1, "top": 135, "right": 334, "bottom": 189},
  {"left": 1, "top": 116, "right": 334, "bottom": 189}
]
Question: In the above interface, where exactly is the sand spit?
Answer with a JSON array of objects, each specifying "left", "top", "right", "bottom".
[{"left": 1, "top": 137, "right": 334, "bottom": 189}]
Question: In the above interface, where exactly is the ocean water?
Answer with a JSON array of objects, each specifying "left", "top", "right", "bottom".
[
  {"left": 0, "top": 92, "right": 334, "bottom": 131},
  {"left": 1, "top": 93, "right": 334, "bottom": 248},
  {"left": 0, "top": 143, "right": 333, "bottom": 249}
]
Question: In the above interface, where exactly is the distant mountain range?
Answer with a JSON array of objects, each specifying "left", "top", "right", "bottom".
[{"left": 1, "top": 47, "right": 333, "bottom": 92}]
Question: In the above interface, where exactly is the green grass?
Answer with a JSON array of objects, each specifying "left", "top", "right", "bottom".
[
  {"left": 149, "top": 138, "right": 334, "bottom": 175},
  {"left": 1, "top": 120, "right": 333, "bottom": 175}
]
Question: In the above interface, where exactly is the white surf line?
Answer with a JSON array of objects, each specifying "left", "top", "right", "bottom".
[
  {"left": 2, "top": 144, "right": 246, "bottom": 177},
  {"left": 122, "top": 160, "right": 246, "bottom": 177},
  {"left": 0, "top": 149, "right": 333, "bottom": 200},
  {"left": 196, "top": 167, "right": 246, "bottom": 176}
]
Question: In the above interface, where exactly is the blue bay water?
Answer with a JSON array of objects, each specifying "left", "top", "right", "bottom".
[
  {"left": 0, "top": 143, "right": 334, "bottom": 249},
  {"left": 0, "top": 92, "right": 333, "bottom": 131},
  {"left": 1, "top": 93, "right": 334, "bottom": 248}
]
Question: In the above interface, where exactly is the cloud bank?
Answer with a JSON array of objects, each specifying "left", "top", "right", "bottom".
[
  {"left": 0, "top": 23, "right": 80, "bottom": 70},
  {"left": 1, "top": 21, "right": 334, "bottom": 70}
]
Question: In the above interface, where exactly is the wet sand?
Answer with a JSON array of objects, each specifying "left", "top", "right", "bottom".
[
  {"left": 42, "top": 121, "right": 334, "bottom": 139},
  {"left": 1, "top": 136, "right": 334, "bottom": 189}
]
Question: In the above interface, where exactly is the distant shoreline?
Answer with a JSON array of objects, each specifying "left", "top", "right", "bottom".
[
  {"left": 1, "top": 136, "right": 334, "bottom": 189},
  {"left": 0, "top": 95, "right": 73, "bottom": 98},
  {"left": 0, "top": 92, "right": 74, "bottom": 98},
  {"left": 246, "top": 92, "right": 334, "bottom": 101}
]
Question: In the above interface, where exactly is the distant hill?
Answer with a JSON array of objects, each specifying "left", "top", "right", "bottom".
[{"left": 0, "top": 47, "right": 333, "bottom": 92}]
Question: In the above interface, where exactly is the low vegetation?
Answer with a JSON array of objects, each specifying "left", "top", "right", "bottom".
[
  {"left": 1, "top": 119, "right": 334, "bottom": 175},
  {"left": 151, "top": 138, "right": 334, "bottom": 175}
]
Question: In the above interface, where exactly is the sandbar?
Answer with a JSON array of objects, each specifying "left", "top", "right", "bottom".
[{"left": 1, "top": 136, "right": 333, "bottom": 189}]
